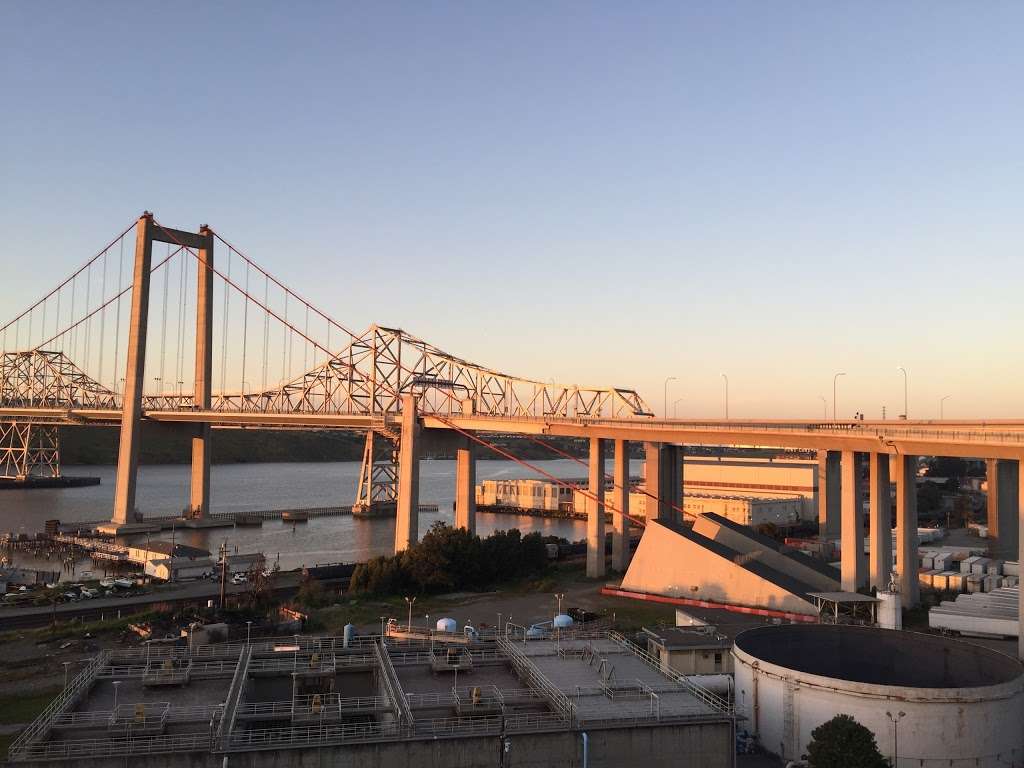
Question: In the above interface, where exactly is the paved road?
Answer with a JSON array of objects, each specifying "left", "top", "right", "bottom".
[{"left": 0, "top": 573, "right": 303, "bottom": 630}]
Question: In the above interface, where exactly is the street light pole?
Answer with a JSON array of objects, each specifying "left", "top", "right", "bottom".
[
  {"left": 720, "top": 374, "right": 729, "bottom": 420},
  {"left": 833, "top": 372, "right": 846, "bottom": 421},
  {"left": 940, "top": 395, "right": 951, "bottom": 419},
  {"left": 663, "top": 377, "right": 677, "bottom": 419},
  {"left": 673, "top": 398, "right": 684, "bottom": 418},
  {"left": 886, "top": 710, "right": 906, "bottom": 765},
  {"left": 404, "top": 596, "right": 417, "bottom": 632},
  {"left": 897, "top": 366, "right": 908, "bottom": 419}
]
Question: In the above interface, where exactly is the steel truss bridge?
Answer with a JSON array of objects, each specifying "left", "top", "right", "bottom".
[{"left": 0, "top": 213, "right": 651, "bottom": 514}]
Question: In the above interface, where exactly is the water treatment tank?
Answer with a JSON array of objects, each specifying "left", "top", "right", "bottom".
[
  {"left": 876, "top": 591, "right": 902, "bottom": 630},
  {"left": 342, "top": 623, "right": 355, "bottom": 648},
  {"left": 553, "top": 613, "right": 574, "bottom": 629},
  {"left": 733, "top": 624, "right": 1024, "bottom": 766},
  {"left": 436, "top": 617, "right": 457, "bottom": 634}
]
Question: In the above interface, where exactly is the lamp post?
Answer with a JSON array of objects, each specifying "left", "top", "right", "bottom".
[
  {"left": 379, "top": 615, "right": 387, "bottom": 639},
  {"left": 818, "top": 396, "right": 828, "bottom": 420},
  {"left": 673, "top": 398, "right": 684, "bottom": 418},
  {"left": 720, "top": 373, "right": 729, "bottom": 420},
  {"left": 940, "top": 395, "right": 951, "bottom": 419},
  {"left": 112, "top": 680, "right": 122, "bottom": 712},
  {"left": 897, "top": 366, "right": 908, "bottom": 419},
  {"left": 886, "top": 710, "right": 906, "bottom": 765},
  {"left": 555, "top": 592, "right": 565, "bottom": 617},
  {"left": 662, "top": 377, "right": 677, "bottom": 419},
  {"left": 246, "top": 620, "right": 252, "bottom": 645},
  {"left": 833, "top": 372, "right": 846, "bottom": 421},
  {"left": 404, "top": 596, "right": 417, "bottom": 632},
  {"left": 63, "top": 661, "right": 72, "bottom": 688}
]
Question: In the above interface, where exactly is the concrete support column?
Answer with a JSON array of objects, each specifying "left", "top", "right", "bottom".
[
  {"left": 868, "top": 452, "right": 892, "bottom": 589},
  {"left": 644, "top": 442, "right": 663, "bottom": 523},
  {"left": 454, "top": 435, "right": 476, "bottom": 534},
  {"left": 587, "top": 437, "right": 606, "bottom": 578},
  {"left": 611, "top": 439, "right": 630, "bottom": 571},
  {"left": 112, "top": 214, "right": 154, "bottom": 526},
  {"left": 189, "top": 225, "right": 214, "bottom": 519},
  {"left": 893, "top": 454, "right": 920, "bottom": 606},
  {"left": 664, "top": 444, "right": 683, "bottom": 524},
  {"left": 394, "top": 394, "right": 421, "bottom": 553},
  {"left": 840, "top": 450, "right": 865, "bottom": 592},
  {"left": 988, "top": 459, "right": 1020, "bottom": 559},
  {"left": 817, "top": 450, "right": 841, "bottom": 538}
]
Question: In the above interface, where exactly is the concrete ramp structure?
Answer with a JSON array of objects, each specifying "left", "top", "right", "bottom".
[{"left": 617, "top": 513, "right": 841, "bottom": 620}]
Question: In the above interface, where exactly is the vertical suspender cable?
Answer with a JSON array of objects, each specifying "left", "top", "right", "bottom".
[
  {"left": 83, "top": 262, "right": 92, "bottom": 373},
  {"left": 240, "top": 263, "right": 249, "bottom": 394},
  {"left": 97, "top": 249, "right": 107, "bottom": 387},
  {"left": 261, "top": 278, "right": 269, "bottom": 392},
  {"left": 220, "top": 248, "right": 231, "bottom": 395},
  {"left": 159, "top": 244, "right": 170, "bottom": 396},
  {"left": 114, "top": 235, "right": 124, "bottom": 392}
]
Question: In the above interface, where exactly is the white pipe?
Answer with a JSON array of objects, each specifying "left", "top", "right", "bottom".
[{"left": 582, "top": 731, "right": 589, "bottom": 768}]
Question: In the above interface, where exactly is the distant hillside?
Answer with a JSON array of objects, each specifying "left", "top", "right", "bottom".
[{"left": 58, "top": 425, "right": 594, "bottom": 466}]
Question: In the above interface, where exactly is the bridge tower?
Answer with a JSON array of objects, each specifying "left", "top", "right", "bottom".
[
  {"left": 103, "top": 213, "right": 214, "bottom": 532},
  {"left": 352, "top": 430, "right": 399, "bottom": 516}
]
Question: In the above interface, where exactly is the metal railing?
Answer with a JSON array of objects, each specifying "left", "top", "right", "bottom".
[
  {"left": 13, "top": 732, "right": 213, "bottom": 760},
  {"left": 607, "top": 631, "right": 732, "bottom": 714},
  {"left": 375, "top": 639, "right": 413, "bottom": 725},
  {"left": 217, "top": 642, "right": 251, "bottom": 750},
  {"left": 496, "top": 637, "right": 576, "bottom": 723},
  {"left": 7, "top": 649, "right": 110, "bottom": 760}
]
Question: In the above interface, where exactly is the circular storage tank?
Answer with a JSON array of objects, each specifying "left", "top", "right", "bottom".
[
  {"left": 435, "top": 617, "right": 457, "bottom": 634},
  {"left": 733, "top": 625, "right": 1024, "bottom": 767},
  {"left": 553, "top": 614, "right": 574, "bottom": 629}
]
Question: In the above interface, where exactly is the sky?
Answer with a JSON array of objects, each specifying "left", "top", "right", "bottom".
[{"left": 1, "top": 2, "right": 1022, "bottom": 419}]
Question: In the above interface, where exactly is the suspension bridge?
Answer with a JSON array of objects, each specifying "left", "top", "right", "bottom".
[{"left": 4, "top": 213, "right": 1024, "bottom": 658}]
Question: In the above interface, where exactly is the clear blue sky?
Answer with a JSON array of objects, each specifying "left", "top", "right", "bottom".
[{"left": 1, "top": 3, "right": 1021, "bottom": 418}]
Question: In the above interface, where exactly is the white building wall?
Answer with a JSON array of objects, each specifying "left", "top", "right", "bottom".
[{"left": 684, "top": 458, "right": 818, "bottom": 521}]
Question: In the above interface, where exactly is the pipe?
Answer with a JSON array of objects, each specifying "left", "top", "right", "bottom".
[{"left": 581, "top": 731, "right": 589, "bottom": 768}]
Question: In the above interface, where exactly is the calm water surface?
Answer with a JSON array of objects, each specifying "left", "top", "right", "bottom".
[{"left": 2, "top": 459, "right": 640, "bottom": 572}]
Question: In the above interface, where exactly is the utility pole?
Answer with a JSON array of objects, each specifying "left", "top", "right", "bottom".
[{"left": 218, "top": 540, "right": 228, "bottom": 612}]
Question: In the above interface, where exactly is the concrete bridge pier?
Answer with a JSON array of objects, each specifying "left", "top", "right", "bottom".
[
  {"left": 189, "top": 225, "right": 214, "bottom": 519},
  {"left": 394, "top": 394, "right": 421, "bottom": 553},
  {"left": 817, "top": 450, "right": 840, "bottom": 539},
  {"left": 454, "top": 434, "right": 476, "bottom": 534},
  {"left": 840, "top": 450, "right": 866, "bottom": 592},
  {"left": 587, "top": 437, "right": 606, "bottom": 578},
  {"left": 644, "top": 442, "right": 681, "bottom": 524},
  {"left": 110, "top": 213, "right": 154, "bottom": 529},
  {"left": 986, "top": 459, "right": 1020, "bottom": 559},
  {"left": 611, "top": 438, "right": 630, "bottom": 571},
  {"left": 1018, "top": 462, "right": 1024, "bottom": 661},
  {"left": 868, "top": 452, "right": 892, "bottom": 589},
  {"left": 893, "top": 454, "right": 919, "bottom": 606}
]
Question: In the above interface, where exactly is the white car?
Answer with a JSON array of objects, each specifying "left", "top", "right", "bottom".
[{"left": 231, "top": 574, "right": 247, "bottom": 585}]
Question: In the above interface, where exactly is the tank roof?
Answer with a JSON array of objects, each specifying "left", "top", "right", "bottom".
[{"left": 735, "top": 624, "right": 1024, "bottom": 689}]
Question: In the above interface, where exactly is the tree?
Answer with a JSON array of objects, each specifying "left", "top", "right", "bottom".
[{"left": 805, "top": 714, "right": 887, "bottom": 768}]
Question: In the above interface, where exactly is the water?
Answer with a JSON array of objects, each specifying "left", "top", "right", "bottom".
[{"left": 1, "top": 459, "right": 640, "bottom": 571}]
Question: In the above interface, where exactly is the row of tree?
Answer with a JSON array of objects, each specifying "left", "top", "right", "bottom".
[{"left": 349, "top": 523, "right": 550, "bottom": 594}]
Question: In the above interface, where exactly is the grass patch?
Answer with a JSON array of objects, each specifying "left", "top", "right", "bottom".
[
  {"left": 0, "top": 689, "right": 60, "bottom": 725},
  {"left": 0, "top": 610, "right": 162, "bottom": 645},
  {"left": 591, "top": 594, "right": 675, "bottom": 632}
]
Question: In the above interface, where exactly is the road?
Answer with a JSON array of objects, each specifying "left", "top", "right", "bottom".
[{"left": 0, "top": 572, "right": 303, "bottom": 630}]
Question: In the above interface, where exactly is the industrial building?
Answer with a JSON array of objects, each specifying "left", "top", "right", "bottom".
[
  {"left": 641, "top": 627, "right": 733, "bottom": 676},
  {"left": 733, "top": 624, "right": 1024, "bottom": 766},
  {"left": 7, "top": 630, "right": 735, "bottom": 768},
  {"left": 682, "top": 456, "right": 820, "bottom": 522}
]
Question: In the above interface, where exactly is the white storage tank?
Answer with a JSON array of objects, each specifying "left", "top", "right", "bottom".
[
  {"left": 435, "top": 617, "right": 457, "bottom": 634},
  {"left": 876, "top": 591, "right": 901, "bottom": 630},
  {"left": 733, "top": 625, "right": 1024, "bottom": 766},
  {"left": 553, "top": 613, "right": 574, "bottom": 629}
]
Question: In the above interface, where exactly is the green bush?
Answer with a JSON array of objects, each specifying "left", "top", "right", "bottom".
[
  {"left": 806, "top": 714, "right": 888, "bottom": 768},
  {"left": 349, "top": 523, "right": 550, "bottom": 596}
]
